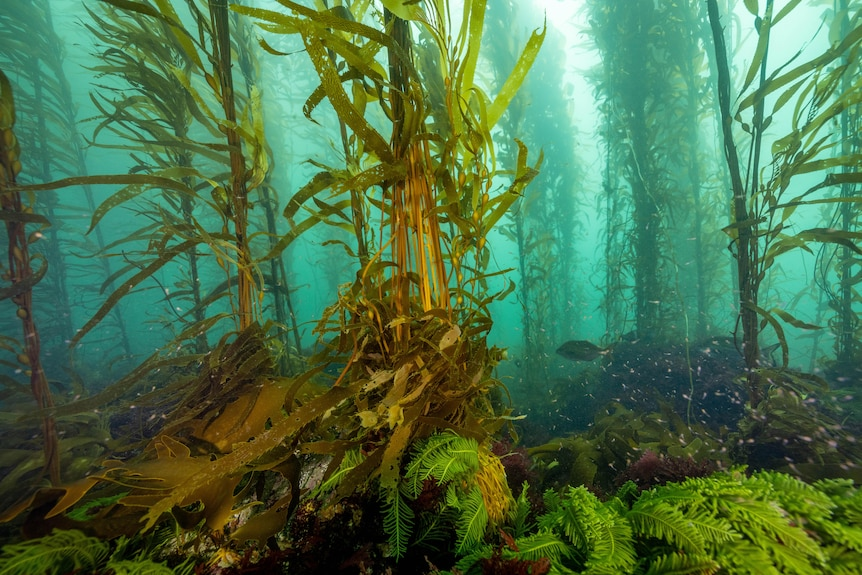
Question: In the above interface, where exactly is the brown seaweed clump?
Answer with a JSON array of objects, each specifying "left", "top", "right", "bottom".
[{"left": 615, "top": 450, "right": 717, "bottom": 491}]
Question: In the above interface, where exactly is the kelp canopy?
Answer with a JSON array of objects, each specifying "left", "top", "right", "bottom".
[{"left": 0, "top": 0, "right": 544, "bottom": 548}]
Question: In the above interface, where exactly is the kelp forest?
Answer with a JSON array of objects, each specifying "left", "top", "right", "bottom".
[{"left": 0, "top": 0, "right": 862, "bottom": 573}]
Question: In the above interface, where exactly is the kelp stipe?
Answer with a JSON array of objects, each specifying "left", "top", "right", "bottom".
[
  {"left": 484, "top": 2, "right": 583, "bottom": 390},
  {"left": 585, "top": 0, "right": 730, "bottom": 348},
  {"left": 0, "top": 70, "right": 60, "bottom": 486},
  {"left": 82, "top": 0, "right": 275, "bottom": 345},
  {"left": 815, "top": 0, "right": 862, "bottom": 381},
  {"left": 707, "top": 0, "right": 862, "bottom": 410}
]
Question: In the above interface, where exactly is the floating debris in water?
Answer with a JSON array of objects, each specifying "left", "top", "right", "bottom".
[{"left": 556, "top": 340, "right": 612, "bottom": 362}]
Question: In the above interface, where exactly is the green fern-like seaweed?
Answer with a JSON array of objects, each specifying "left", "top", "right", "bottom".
[
  {"left": 452, "top": 469, "right": 862, "bottom": 575},
  {"left": 643, "top": 552, "right": 719, "bottom": 575},
  {"left": 383, "top": 487, "right": 415, "bottom": 559},
  {"left": 105, "top": 558, "right": 177, "bottom": 575},
  {"left": 511, "top": 481, "right": 534, "bottom": 538},
  {"left": 449, "top": 485, "right": 489, "bottom": 555},
  {"left": 645, "top": 471, "right": 825, "bottom": 575},
  {"left": 403, "top": 432, "right": 481, "bottom": 497},
  {"left": 629, "top": 486, "right": 735, "bottom": 553},
  {"left": 813, "top": 478, "right": 862, "bottom": 556},
  {"left": 538, "top": 485, "right": 637, "bottom": 574},
  {"left": 381, "top": 431, "right": 493, "bottom": 559},
  {"left": 0, "top": 529, "right": 109, "bottom": 575},
  {"left": 509, "top": 531, "right": 575, "bottom": 564},
  {"left": 0, "top": 529, "right": 189, "bottom": 575}
]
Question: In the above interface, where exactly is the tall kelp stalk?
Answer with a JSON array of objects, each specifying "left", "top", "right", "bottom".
[
  {"left": 0, "top": 70, "right": 60, "bottom": 485},
  {"left": 585, "top": 0, "right": 679, "bottom": 342},
  {"left": 816, "top": 0, "right": 862, "bottom": 376},
  {"left": 209, "top": 0, "right": 255, "bottom": 331},
  {"left": 661, "top": 0, "right": 730, "bottom": 341},
  {"left": 0, "top": 0, "right": 280, "bottom": 513},
  {"left": 486, "top": 4, "right": 580, "bottom": 386},
  {"left": 707, "top": 0, "right": 862, "bottom": 410},
  {"left": 231, "top": 13, "right": 302, "bottom": 370},
  {"left": 78, "top": 0, "right": 272, "bottom": 351},
  {"left": 0, "top": 0, "right": 132, "bottom": 372},
  {"left": 598, "top": 110, "right": 629, "bottom": 339},
  {"left": 0, "top": 0, "right": 543, "bottom": 552}
]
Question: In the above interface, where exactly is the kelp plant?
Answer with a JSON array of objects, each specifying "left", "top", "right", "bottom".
[
  {"left": 0, "top": 70, "right": 60, "bottom": 486},
  {"left": 0, "top": 0, "right": 545, "bottom": 559},
  {"left": 707, "top": 0, "right": 862, "bottom": 409}
]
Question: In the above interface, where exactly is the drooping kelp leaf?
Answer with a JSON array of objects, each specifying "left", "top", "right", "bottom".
[
  {"left": 299, "top": 27, "right": 393, "bottom": 163},
  {"left": 156, "top": 324, "right": 286, "bottom": 451},
  {"left": 485, "top": 19, "right": 546, "bottom": 130},
  {"left": 796, "top": 227, "right": 862, "bottom": 255},
  {"left": 737, "top": 19, "right": 862, "bottom": 113},
  {"left": 481, "top": 140, "right": 541, "bottom": 233},
  {"left": 107, "top": 436, "right": 243, "bottom": 533},
  {"left": 742, "top": 301, "right": 792, "bottom": 367},
  {"left": 0, "top": 210, "right": 49, "bottom": 225},
  {"left": 283, "top": 170, "right": 336, "bottom": 222},
  {"left": 70, "top": 239, "right": 198, "bottom": 346},
  {"left": 131, "top": 381, "right": 360, "bottom": 531}
]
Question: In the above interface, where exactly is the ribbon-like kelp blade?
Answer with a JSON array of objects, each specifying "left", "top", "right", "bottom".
[
  {"left": 150, "top": 0, "right": 205, "bottom": 71},
  {"left": 738, "top": 23, "right": 862, "bottom": 112},
  {"left": 70, "top": 239, "right": 198, "bottom": 346},
  {"left": 740, "top": 3, "right": 773, "bottom": 95},
  {"left": 481, "top": 141, "right": 540, "bottom": 232},
  {"left": 773, "top": 0, "right": 803, "bottom": 26},
  {"left": 486, "top": 19, "right": 546, "bottom": 129},
  {"left": 457, "top": 0, "right": 486, "bottom": 101},
  {"left": 300, "top": 28, "right": 394, "bottom": 164},
  {"left": 98, "top": 0, "right": 163, "bottom": 20},
  {"left": 744, "top": 302, "right": 790, "bottom": 367},
  {"left": 771, "top": 308, "right": 820, "bottom": 330},
  {"left": 283, "top": 170, "right": 336, "bottom": 221},
  {"left": 0, "top": 211, "right": 49, "bottom": 225},
  {"left": 796, "top": 228, "right": 862, "bottom": 255}
]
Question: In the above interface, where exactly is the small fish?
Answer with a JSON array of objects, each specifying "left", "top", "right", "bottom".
[{"left": 556, "top": 340, "right": 612, "bottom": 362}]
